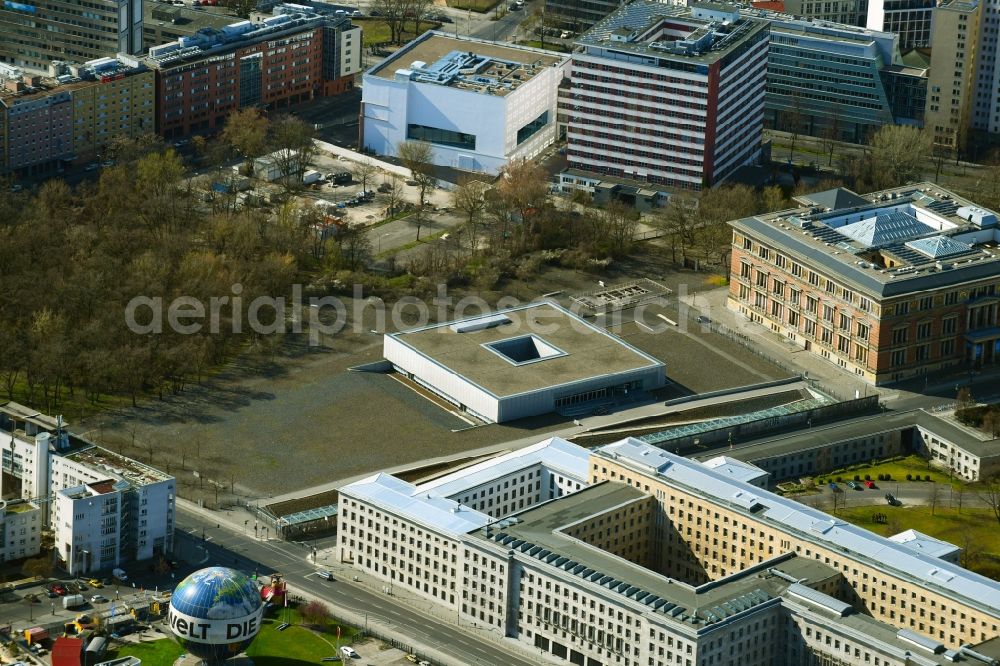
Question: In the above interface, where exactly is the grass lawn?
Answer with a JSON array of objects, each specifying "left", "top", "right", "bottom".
[
  {"left": 357, "top": 19, "right": 438, "bottom": 46},
  {"left": 247, "top": 607, "right": 361, "bottom": 665},
  {"left": 105, "top": 638, "right": 185, "bottom": 664},
  {"left": 100, "top": 608, "right": 361, "bottom": 666},
  {"left": 817, "top": 454, "right": 958, "bottom": 487},
  {"left": 837, "top": 505, "right": 1000, "bottom": 579},
  {"left": 516, "top": 39, "right": 570, "bottom": 52},
  {"left": 446, "top": 0, "right": 497, "bottom": 12}
]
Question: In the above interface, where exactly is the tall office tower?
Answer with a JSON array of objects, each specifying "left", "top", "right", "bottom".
[
  {"left": 971, "top": 0, "right": 1000, "bottom": 140},
  {"left": 567, "top": 2, "right": 769, "bottom": 191},
  {"left": 0, "top": 0, "right": 143, "bottom": 73},
  {"left": 925, "top": 0, "right": 980, "bottom": 156},
  {"left": 866, "top": 0, "right": 937, "bottom": 48}
]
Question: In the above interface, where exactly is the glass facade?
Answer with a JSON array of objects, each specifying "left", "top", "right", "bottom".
[
  {"left": 517, "top": 110, "right": 549, "bottom": 145},
  {"left": 407, "top": 123, "right": 476, "bottom": 150}
]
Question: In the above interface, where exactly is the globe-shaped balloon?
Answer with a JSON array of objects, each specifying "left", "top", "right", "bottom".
[{"left": 168, "top": 567, "right": 264, "bottom": 664}]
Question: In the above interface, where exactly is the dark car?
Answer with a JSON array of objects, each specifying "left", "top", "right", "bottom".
[{"left": 885, "top": 493, "right": 901, "bottom": 506}]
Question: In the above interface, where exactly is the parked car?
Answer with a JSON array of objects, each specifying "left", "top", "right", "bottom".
[
  {"left": 48, "top": 583, "right": 67, "bottom": 596},
  {"left": 864, "top": 480, "right": 876, "bottom": 489},
  {"left": 92, "top": 594, "right": 110, "bottom": 604},
  {"left": 341, "top": 646, "right": 359, "bottom": 659},
  {"left": 847, "top": 481, "right": 858, "bottom": 490},
  {"left": 828, "top": 482, "right": 840, "bottom": 492},
  {"left": 88, "top": 578, "right": 103, "bottom": 588},
  {"left": 112, "top": 568, "right": 128, "bottom": 582},
  {"left": 885, "top": 493, "right": 901, "bottom": 506},
  {"left": 317, "top": 571, "right": 334, "bottom": 581}
]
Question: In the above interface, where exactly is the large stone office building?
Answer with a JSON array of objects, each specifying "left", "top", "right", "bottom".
[
  {"left": 339, "top": 436, "right": 1000, "bottom": 666},
  {"left": 728, "top": 183, "right": 1000, "bottom": 384}
]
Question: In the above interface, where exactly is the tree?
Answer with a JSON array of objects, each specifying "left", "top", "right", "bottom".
[
  {"left": 371, "top": 0, "right": 407, "bottom": 43},
  {"left": 221, "top": 108, "right": 269, "bottom": 176},
  {"left": 868, "top": 125, "right": 930, "bottom": 190},
  {"left": 227, "top": 0, "right": 256, "bottom": 18},
  {"left": 21, "top": 557, "right": 52, "bottom": 580},
  {"left": 928, "top": 481, "right": 941, "bottom": 516},
  {"left": 352, "top": 158, "right": 379, "bottom": 193},
  {"left": 269, "top": 115, "right": 318, "bottom": 191},
  {"left": 781, "top": 93, "right": 806, "bottom": 165},
  {"left": 658, "top": 195, "right": 698, "bottom": 265},
  {"left": 407, "top": 0, "right": 433, "bottom": 34},
  {"left": 338, "top": 226, "right": 373, "bottom": 271},
  {"left": 301, "top": 600, "right": 331, "bottom": 626},
  {"left": 397, "top": 139, "right": 436, "bottom": 210},
  {"left": 977, "top": 476, "right": 1000, "bottom": 526},
  {"left": 982, "top": 409, "right": 1000, "bottom": 438},
  {"left": 601, "top": 200, "right": 639, "bottom": 255},
  {"left": 957, "top": 386, "right": 975, "bottom": 410},
  {"left": 379, "top": 173, "right": 405, "bottom": 219},
  {"left": 818, "top": 104, "right": 843, "bottom": 167},
  {"left": 453, "top": 177, "right": 489, "bottom": 254}
]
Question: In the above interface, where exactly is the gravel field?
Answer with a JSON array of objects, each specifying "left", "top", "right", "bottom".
[{"left": 91, "top": 262, "right": 787, "bottom": 503}]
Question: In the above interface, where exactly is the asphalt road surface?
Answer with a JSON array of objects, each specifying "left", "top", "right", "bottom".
[{"left": 174, "top": 507, "right": 540, "bottom": 666}]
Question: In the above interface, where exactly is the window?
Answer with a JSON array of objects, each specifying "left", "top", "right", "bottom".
[
  {"left": 892, "top": 327, "right": 908, "bottom": 345},
  {"left": 743, "top": 237, "right": 753, "bottom": 250},
  {"left": 823, "top": 304, "right": 834, "bottom": 322},
  {"left": 891, "top": 349, "right": 906, "bottom": 366},
  {"left": 792, "top": 263, "right": 803, "bottom": 277},
  {"left": 837, "top": 335, "right": 850, "bottom": 353},
  {"left": 758, "top": 246, "right": 770, "bottom": 261},
  {"left": 916, "top": 344, "right": 930, "bottom": 361},
  {"left": 920, "top": 296, "right": 933, "bottom": 310},
  {"left": 856, "top": 322, "right": 870, "bottom": 340},
  {"left": 895, "top": 302, "right": 909, "bottom": 316},
  {"left": 941, "top": 339, "right": 955, "bottom": 356},
  {"left": 407, "top": 123, "right": 476, "bottom": 149},
  {"left": 917, "top": 322, "right": 932, "bottom": 339},
  {"left": 516, "top": 111, "right": 549, "bottom": 145},
  {"left": 839, "top": 313, "right": 851, "bottom": 330},
  {"left": 859, "top": 296, "right": 872, "bottom": 312},
  {"left": 821, "top": 327, "right": 833, "bottom": 345},
  {"left": 942, "top": 317, "right": 957, "bottom": 334}
]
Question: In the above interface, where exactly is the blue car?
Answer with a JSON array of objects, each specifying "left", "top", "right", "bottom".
[{"left": 829, "top": 482, "right": 840, "bottom": 492}]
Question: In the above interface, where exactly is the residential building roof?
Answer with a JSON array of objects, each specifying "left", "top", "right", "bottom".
[{"left": 701, "top": 455, "right": 769, "bottom": 483}]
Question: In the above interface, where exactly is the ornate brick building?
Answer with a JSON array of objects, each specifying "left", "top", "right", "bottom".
[{"left": 728, "top": 184, "right": 1000, "bottom": 384}]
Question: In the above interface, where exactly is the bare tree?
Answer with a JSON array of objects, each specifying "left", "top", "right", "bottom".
[
  {"left": 601, "top": 200, "right": 639, "bottom": 255},
  {"left": 352, "top": 158, "right": 379, "bottom": 193},
  {"left": 868, "top": 125, "right": 930, "bottom": 190},
  {"left": 781, "top": 93, "right": 806, "bottom": 165},
  {"left": 977, "top": 476, "right": 1000, "bottom": 526},
  {"left": 269, "top": 115, "right": 317, "bottom": 192},
  {"left": 453, "top": 177, "right": 489, "bottom": 254},
  {"left": 379, "top": 173, "right": 405, "bottom": 220},
  {"left": 928, "top": 481, "right": 941, "bottom": 516},
  {"left": 397, "top": 140, "right": 436, "bottom": 209},
  {"left": 818, "top": 103, "right": 843, "bottom": 167},
  {"left": 371, "top": 0, "right": 407, "bottom": 43},
  {"left": 657, "top": 195, "right": 698, "bottom": 265}
]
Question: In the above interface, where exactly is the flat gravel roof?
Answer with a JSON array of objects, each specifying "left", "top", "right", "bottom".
[{"left": 389, "top": 302, "right": 664, "bottom": 398}]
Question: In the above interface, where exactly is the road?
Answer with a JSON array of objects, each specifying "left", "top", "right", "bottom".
[{"left": 174, "top": 507, "right": 542, "bottom": 666}]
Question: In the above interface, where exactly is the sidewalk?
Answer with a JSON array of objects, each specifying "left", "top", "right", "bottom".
[
  {"left": 680, "top": 286, "right": 1000, "bottom": 406},
  {"left": 176, "top": 498, "right": 560, "bottom": 666}
]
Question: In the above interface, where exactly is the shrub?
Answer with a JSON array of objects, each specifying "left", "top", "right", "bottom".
[
  {"left": 854, "top": 475, "right": 861, "bottom": 482},
  {"left": 836, "top": 476, "right": 843, "bottom": 483},
  {"left": 864, "top": 474, "right": 871, "bottom": 481},
  {"left": 884, "top": 473, "right": 891, "bottom": 480},
  {"left": 924, "top": 474, "right": 931, "bottom": 482},
  {"left": 906, "top": 474, "right": 912, "bottom": 481}
]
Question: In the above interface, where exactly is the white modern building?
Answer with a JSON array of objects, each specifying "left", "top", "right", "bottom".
[
  {"left": 339, "top": 435, "right": 1000, "bottom": 665},
  {"left": 0, "top": 499, "right": 43, "bottom": 562},
  {"left": 0, "top": 402, "right": 175, "bottom": 575},
  {"left": 361, "top": 32, "right": 568, "bottom": 174},
  {"left": 383, "top": 301, "right": 666, "bottom": 423},
  {"left": 564, "top": 2, "right": 769, "bottom": 192}
]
